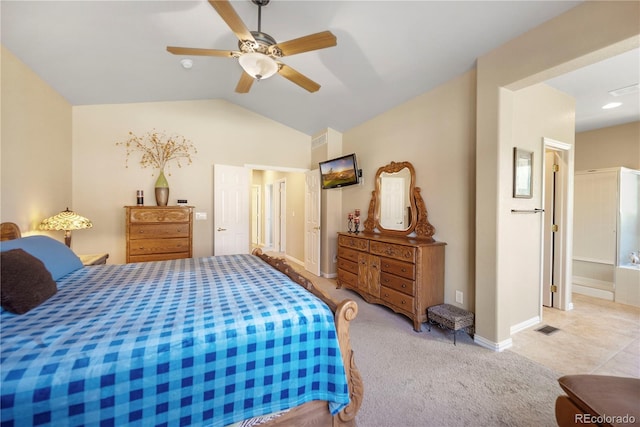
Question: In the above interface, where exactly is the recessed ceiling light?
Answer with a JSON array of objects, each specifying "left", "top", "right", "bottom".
[
  {"left": 602, "top": 102, "right": 622, "bottom": 109},
  {"left": 608, "top": 83, "right": 639, "bottom": 97},
  {"left": 180, "top": 59, "right": 193, "bottom": 69}
]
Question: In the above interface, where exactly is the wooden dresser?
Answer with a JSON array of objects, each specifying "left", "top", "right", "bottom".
[
  {"left": 336, "top": 232, "right": 445, "bottom": 331},
  {"left": 125, "top": 206, "right": 194, "bottom": 263}
]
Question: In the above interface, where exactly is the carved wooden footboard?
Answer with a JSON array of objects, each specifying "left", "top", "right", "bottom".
[{"left": 252, "top": 249, "right": 364, "bottom": 427}]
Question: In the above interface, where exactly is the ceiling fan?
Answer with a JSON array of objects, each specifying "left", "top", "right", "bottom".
[{"left": 167, "top": 0, "right": 337, "bottom": 93}]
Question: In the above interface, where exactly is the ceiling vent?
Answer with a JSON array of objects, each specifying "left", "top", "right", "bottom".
[{"left": 608, "top": 83, "right": 639, "bottom": 97}]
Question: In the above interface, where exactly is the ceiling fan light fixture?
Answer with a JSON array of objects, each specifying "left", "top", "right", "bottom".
[{"left": 238, "top": 52, "right": 278, "bottom": 80}]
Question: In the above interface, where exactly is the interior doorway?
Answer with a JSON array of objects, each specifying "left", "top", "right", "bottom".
[
  {"left": 251, "top": 185, "right": 261, "bottom": 247},
  {"left": 263, "top": 183, "right": 273, "bottom": 250},
  {"left": 540, "top": 138, "right": 573, "bottom": 313},
  {"left": 274, "top": 179, "right": 286, "bottom": 253}
]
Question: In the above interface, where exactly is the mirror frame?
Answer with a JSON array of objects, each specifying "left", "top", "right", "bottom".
[{"left": 363, "top": 161, "right": 435, "bottom": 240}]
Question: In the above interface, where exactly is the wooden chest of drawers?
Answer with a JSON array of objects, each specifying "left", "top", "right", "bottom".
[
  {"left": 125, "top": 206, "right": 194, "bottom": 263},
  {"left": 337, "top": 232, "right": 445, "bottom": 331}
]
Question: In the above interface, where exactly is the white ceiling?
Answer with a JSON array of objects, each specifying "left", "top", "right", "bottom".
[{"left": 2, "top": 1, "right": 637, "bottom": 135}]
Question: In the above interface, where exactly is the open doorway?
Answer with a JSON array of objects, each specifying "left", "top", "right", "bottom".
[{"left": 541, "top": 137, "right": 574, "bottom": 314}]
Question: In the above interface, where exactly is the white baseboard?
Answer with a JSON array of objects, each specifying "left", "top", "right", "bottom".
[
  {"left": 474, "top": 334, "right": 513, "bottom": 352},
  {"left": 510, "top": 316, "right": 541, "bottom": 335},
  {"left": 572, "top": 283, "right": 614, "bottom": 301},
  {"left": 572, "top": 275, "right": 614, "bottom": 291},
  {"left": 284, "top": 254, "right": 304, "bottom": 267}
]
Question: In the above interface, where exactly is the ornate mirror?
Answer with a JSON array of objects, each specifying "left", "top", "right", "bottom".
[{"left": 364, "top": 161, "right": 435, "bottom": 240}]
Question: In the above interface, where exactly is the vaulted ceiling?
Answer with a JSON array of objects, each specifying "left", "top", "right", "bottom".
[{"left": 2, "top": 1, "right": 637, "bottom": 135}]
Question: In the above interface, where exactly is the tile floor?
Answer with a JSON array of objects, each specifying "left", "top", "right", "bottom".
[{"left": 509, "top": 293, "right": 640, "bottom": 378}]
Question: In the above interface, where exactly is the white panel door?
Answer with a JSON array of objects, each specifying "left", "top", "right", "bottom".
[
  {"left": 214, "top": 164, "right": 250, "bottom": 255},
  {"left": 305, "top": 169, "right": 321, "bottom": 276}
]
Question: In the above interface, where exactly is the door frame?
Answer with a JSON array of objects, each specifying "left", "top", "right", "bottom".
[
  {"left": 274, "top": 178, "right": 286, "bottom": 253},
  {"left": 251, "top": 184, "right": 261, "bottom": 247},
  {"left": 540, "top": 137, "right": 574, "bottom": 314}
]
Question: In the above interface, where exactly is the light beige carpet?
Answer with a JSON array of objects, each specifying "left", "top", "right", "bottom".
[{"left": 312, "top": 275, "right": 562, "bottom": 427}]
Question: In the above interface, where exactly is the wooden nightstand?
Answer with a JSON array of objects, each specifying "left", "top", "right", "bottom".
[{"left": 79, "top": 253, "right": 109, "bottom": 266}]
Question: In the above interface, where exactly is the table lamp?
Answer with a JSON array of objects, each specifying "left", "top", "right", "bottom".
[{"left": 39, "top": 208, "right": 93, "bottom": 247}]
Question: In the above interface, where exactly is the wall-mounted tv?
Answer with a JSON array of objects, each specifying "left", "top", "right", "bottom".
[{"left": 319, "top": 153, "right": 360, "bottom": 189}]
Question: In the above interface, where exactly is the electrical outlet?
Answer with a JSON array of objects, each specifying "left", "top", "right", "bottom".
[{"left": 455, "top": 290, "right": 463, "bottom": 304}]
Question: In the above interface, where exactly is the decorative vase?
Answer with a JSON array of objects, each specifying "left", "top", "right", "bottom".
[{"left": 154, "top": 170, "right": 169, "bottom": 206}]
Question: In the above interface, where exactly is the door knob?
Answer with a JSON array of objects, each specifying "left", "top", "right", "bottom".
[{"left": 217, "top": 227, "right": 227, "bottom": 231}]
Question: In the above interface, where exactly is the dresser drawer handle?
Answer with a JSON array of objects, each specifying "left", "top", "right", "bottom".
[
  {"left": 401, "top": 300, "right": 406, "bottom": 305},
  {"left": 384, "top": 293, "right": 389, "bottom": 298},
  {"left": 401, "top": 268, "right": 407, "bottom": 272},
  {"left": 401, "top": 284, "right": 406, "bottom": 288}
]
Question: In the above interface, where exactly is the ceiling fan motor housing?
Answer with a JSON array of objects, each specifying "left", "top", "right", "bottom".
[{"left": 238, "top": 31, "right": 282, "bottom": 58}]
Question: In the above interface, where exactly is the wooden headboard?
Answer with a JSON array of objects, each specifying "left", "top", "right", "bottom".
[{"left": 1, "top": 222, "right": 21, "bottom": 241}]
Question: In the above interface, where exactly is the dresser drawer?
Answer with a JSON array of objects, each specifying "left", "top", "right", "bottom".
[
  {"left": 129, "top": 208, "right": 191, "bottom": 223},
  {"left": 338, "top": 246, "right": 361, "bottom": 263},
  {"left": 380, "top": 286, "right": 415, "bottom": 312},
  {"left": 370, "top": 241, "right": 416, "bottom": 263},
  {"left": 380, "top": 257, "right": 415, "bottom": 280},
  {"left": 338, "top": 234, "right": 369, "bottom": 252},
  {"left": 128, "top": 238, "right": 190, "bottom": 256},
  {"left": 337, "top": 257, "right": 358, "bottom": 275},
  {"left": 338, "top": 269, "right": 358, "bottom": 289},
  {"left": 129, "top": 223, "right": 190, "bottom": 239},
  {"left": 128, "top": 252, "right": 191, "bottom": 263},
  {"left": 380, "top": 272, "right": 415, "bottom": 296}
]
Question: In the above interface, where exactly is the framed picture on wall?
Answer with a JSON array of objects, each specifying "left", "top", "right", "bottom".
[{"left": 513, "top": 147, "right": 533, "bottom": 198}]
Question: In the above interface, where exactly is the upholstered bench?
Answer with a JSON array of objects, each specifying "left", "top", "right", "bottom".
[{"left": 427, "top": 304, "right": 474, "bottom": 345}]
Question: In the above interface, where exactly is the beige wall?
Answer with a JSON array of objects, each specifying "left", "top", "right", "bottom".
[
  {"left": 343, "top": 70, "right": 477, "bottom": 311},
  {"left": 575, "top": 121, "right": 640, "bottom": 171},
  {"left": 505, "top": 83, "right": 575, "bottom": 328},
  {"left": 1, "top": 46, "right": 73, "bottom": 235},
  {"left": 71, "top": 100, "right": 310, "bottom": 264},
  {"left": 313, "top": 128, "right": 344, "bottom": 277},
  {"left": 476, "top": 0, "right": 639, "bottom": 348}
]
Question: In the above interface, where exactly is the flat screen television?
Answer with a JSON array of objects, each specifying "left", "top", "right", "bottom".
[{"left": 319, "top": 153, "right": 360, "bottom": 189}]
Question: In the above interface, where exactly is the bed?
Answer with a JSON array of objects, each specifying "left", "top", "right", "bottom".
[{"left": 0, "top": 224, "right": 363, "bottom": 427}]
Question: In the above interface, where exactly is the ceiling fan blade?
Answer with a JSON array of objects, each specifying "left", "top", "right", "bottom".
[
  {"left": 272, "top": 31, "right": 337, "bottom": 57},
  {"left": 278, "top": 63, "right": 321, "bottom": 93},
  {"left": 167, "top": 46, "right": 238, "bottom": 57},
  {"left": 208, "top": 0, "right": 256, "bottom": 43},
  {"left": 235, "top": 71, "right": 254, "bottom": 93}
]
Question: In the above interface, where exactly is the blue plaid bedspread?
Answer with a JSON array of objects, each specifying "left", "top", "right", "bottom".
[{"left": 0, "top": 254, "right": 349, "bottom": 427}]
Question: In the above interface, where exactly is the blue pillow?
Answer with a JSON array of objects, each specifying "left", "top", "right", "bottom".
[{"left": 0, "top": 235, "right": 83, "bottom": 281}]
